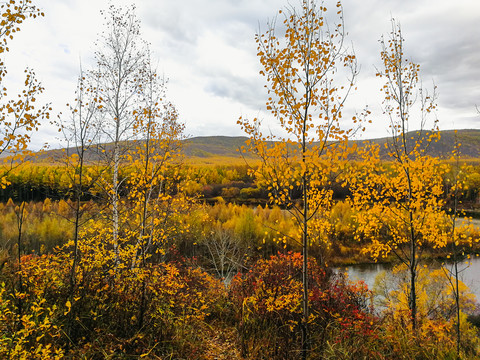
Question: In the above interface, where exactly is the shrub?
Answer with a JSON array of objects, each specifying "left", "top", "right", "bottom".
[
  {"left": 229, "top": 252, "right": 375, "bottom": 359},
  {"left": 1, "top": 250, "right": 227, "bottom": 359}
]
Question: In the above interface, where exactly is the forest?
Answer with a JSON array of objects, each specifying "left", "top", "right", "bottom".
[{"left": 1, "top": 0, "right": 480, "bottom": 359}]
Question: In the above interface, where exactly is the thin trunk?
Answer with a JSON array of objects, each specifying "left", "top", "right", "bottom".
[
  {"left": 409, "top": 212, "right": 417, "bottom": 330},
  {"left": 112, "top": 52, "right": 123, "bottom": 269},
  {"left": 451, "top": 149, "right": 461, "bottom": 356},
  {"left": 16, "top": 202, "right": 25, "bottom": 323},
  {"left": 454, "top": 252, "right": 460, "bottom": 355},
  {"left": 301, "top": 208, "right": 309, "bottom": 360},
  {"left": 112, "top": 126, "right": 120, "bottom": 267},
  {"left": 397, "top": 43, "right": 417, "bottom": 330},
  {"left": 301, "top": 91, "right": 309, "bottom": 360},
  {"left": 138, "top": 280, "right": 146, "bottom": 330},
  {"left": 132, "top": 114, "right": 152, "bottom": 270},
  {"left": 136, "top": 118, "right": 152, "bottom": 329},
  {"left": 70, "top": 147, "right": 84, "bottom": 293},
  {"left": 405, "top": 140, "right": 417, "bottom": 330},
  {"left": 67, "top": 147, "right": 84, "bottom": 345}
]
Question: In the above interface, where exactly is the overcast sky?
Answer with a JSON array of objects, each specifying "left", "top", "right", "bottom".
[{"left": 5, "top": 0, "right": 480, "bottom": 149}]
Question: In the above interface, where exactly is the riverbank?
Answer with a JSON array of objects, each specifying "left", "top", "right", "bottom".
[{"left": 328, "top": 238, "right": 480, "bottom": 267}]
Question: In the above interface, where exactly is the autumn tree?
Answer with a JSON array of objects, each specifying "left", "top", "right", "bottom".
[
  {"left": 87, "top": 5, "right": 188, "bottom": 267},
  {"left": 238, "top": 0, "right": 360, "bottom": 357},
  {"left": 0, "top": 0, "right": 54, "bottom": 351},
  {"left": 126, "top": 56, "right": 186, "bottom": 270},
  {"left": 123, "top": 60, "right": 192, "bottom": 327},
  {"left": 349, "top": 20, "right": 445, "bottom": 330},
  {"left": 0, "top": 0, "right": 43, "bottom": 303},
  {"left": 0, "top": 0, "right": 50, "bottom": 186},
  {"left": 441, "top": 135, "right": 476, "bottom": 356},
  {"left": 90, "top": 4, "right": 150, "bottom": 265},
  {"left": 55, "top": 67, "right": 109, "bottom": 337},
  {"left": 55, "top": 56, "right": 189, "bottom": 342}
]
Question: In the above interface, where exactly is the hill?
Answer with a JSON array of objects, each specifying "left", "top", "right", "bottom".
[
  {"left": 28, "top": 129, "right": 480, "bottom": 165},
  {"left": 363, "top": 129, "right": 480, "bottom": 159},
  {"left": 183, "top": 136, "right": 249, "bottom": 157},
  {"left": 182, "top": 129, "right": 480, "bottom": 161}
]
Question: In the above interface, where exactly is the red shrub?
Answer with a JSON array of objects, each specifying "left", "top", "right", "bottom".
[{"left": 229, "top": 252, "right": 376, "bottom": 358}]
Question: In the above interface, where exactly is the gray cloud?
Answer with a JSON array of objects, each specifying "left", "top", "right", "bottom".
[{"left": 203, "top": 70, "right": 266, "bottom": 110}]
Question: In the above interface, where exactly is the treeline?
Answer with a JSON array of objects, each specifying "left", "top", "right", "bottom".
[{"left": 2, "top": 159, "right": 480, "bottom": 208}]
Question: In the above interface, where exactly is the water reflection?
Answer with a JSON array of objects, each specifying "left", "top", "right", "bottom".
[{"left": 339, "top": 257, "right": 480, "bottom": 304}]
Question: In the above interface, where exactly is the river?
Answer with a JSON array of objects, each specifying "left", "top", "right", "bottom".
[{"left": 341, "top": 257, "right": 480, "bottom": 304}]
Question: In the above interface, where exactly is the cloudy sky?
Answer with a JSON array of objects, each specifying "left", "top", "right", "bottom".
[{"left": 5, "top": 0, "right": 480, "bottom": 149}]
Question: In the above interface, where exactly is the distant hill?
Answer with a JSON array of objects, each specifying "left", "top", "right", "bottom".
[
  {"left": 182, "top": 129, "right": 480, "bottom": 161},
  {"left": 28, "top": 129, "right": 480, "bottom": 165},
  {"left": 183, "top": 136, "right": 252, "bottom": 158},
  {"left": 362, "top": 129, "right": 480, "bottom": 159},
  {"left": 427, "top": 129, "right": 480, "bottom": 158}
]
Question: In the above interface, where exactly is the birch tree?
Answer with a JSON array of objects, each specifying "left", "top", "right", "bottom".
[{"left": 91, "top": 5, "right": 149, "bottom": 264}]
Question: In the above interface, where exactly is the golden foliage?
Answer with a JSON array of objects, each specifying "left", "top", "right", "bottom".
[
  {"left": 238, "top": 0, "right": 362, "bottom": 260},
  {"left": 0, "top": 0, "right": 50, "bottom": 188}
]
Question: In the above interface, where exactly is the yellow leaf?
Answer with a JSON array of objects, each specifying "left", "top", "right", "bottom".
[{"left": 64, "top": 300, "right": 72, "bottom": 315}]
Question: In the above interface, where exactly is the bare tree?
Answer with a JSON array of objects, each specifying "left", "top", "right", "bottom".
[{"left": 201, "top": 227, "right": 245, "bottom": 285}]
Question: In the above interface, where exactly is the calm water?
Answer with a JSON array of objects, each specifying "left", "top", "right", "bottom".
[{"left": 340, "top": 257, "right": 480, "bottom": 304}]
